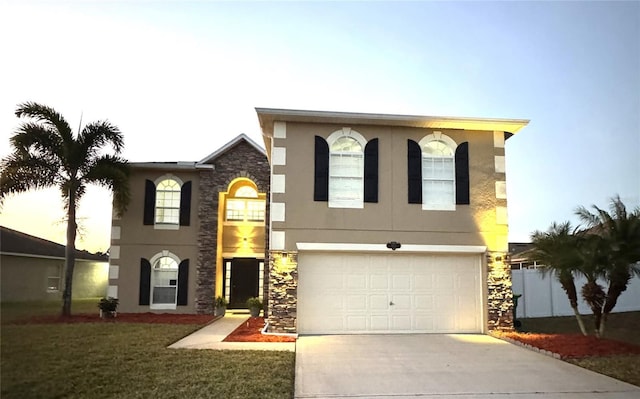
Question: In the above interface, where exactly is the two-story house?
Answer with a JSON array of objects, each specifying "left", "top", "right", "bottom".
[
  {"left": 108, "top": 134, "right": 270, "bottom": 314},
  {"left": 257, "top": 108, "right": 529, "bottom": 334}
]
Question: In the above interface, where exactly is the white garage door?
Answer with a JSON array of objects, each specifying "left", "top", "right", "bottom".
[{"left": 298, "top": 252, "right": 482, "bottom": 334}]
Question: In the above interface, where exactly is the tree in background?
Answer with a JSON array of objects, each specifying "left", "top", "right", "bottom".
[
  {"left": 0, "top": 102, "right": 130, "bottom": 316},
  {"left": 576, "top": 195, "right": 640, "bottom": 337},
  {"left": 528, "top": 222, "right": 587, "bottom": 335}
]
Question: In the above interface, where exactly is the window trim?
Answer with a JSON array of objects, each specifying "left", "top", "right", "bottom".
[
  {"left": 153, "top": 175, "right": 183, "bottom": 229},
  {"left": 327, "top": 128, "right": 367, "bottom": 209},
  {"left": 419, "top": 133, "right": 457, "bottom": 211},
  {"left": 149, "top": 251, "right": 180, "bottom": 310}
]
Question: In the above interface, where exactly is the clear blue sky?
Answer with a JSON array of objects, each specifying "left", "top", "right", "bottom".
[{"left": 1, "top": 1, "right": 638, "bottom": 251}]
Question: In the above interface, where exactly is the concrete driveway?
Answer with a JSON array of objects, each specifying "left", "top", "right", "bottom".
[{"left": 295, "top": 334, "right": 639, "bottom": 399}]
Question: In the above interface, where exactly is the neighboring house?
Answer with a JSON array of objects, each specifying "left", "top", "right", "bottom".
[
  {"left": 0, "top": 226, "right": 108, "bottom": 302},
  {"left": 257, "top": 108, "right": 529, "bottom": 334},
  {"left": 110, "top": 134, "right": 270, "bottom": 313}
]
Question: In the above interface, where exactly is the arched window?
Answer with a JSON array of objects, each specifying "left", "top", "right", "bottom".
[
  {"left": 419, "top": 134, "right": 457, "bottom": 210},
  {"left": 225, "top": 179, "right": 265, "bottom": 222},
  {"left": 143, "top": 175, "right": 192, "bottom": 228},
  {"left": 327, "top": 129, "right": 367, "bottom": 208},
  {"left": 155, "top": 178, "right": 181, "bottom": 225},
  {"left": 150, "top": 252, "right": 179, "bottom": 309}
]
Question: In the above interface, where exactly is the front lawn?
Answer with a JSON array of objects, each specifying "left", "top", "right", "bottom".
[
  {"left": 1, "top": 297, "right": 101, "bottom": 323},
  {"left": 1, "top": 322, "right": 295, "bottom": 398},
  {"left": 520, "top": 311, "right": 640, "bottom": 386}
]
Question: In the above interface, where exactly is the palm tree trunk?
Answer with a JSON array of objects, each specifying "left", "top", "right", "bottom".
[
  {"left": 598, "top": 313, "right": 607, "bottom": 337},
  {"left": 581, "top": 280, "right": 605, "bottom": 337},
  {"left": 571, "top": 306, "right": 588, "bottom": 336},
  {"left": 560, "top": 279, "right": 588, "bottom": 336},
  {"left": 61, "top": 189, "right": 77, "bottom": 317}
]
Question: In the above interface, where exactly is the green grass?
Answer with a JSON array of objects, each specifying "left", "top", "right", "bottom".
[
  {"left": 1, "top": 297, "right": 101, "bottom": 323},
  {"left": 1, "top": 322, "right": 295, "bottom": 399},
  {"left": 521, "top": 311, "right": 640, "bottom": 386}
]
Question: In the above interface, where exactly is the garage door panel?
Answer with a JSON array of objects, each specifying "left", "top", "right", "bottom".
[
  {"left": 347, "top": 274, "right": 367, "bottom": 289},
  {"left": 390, "top": 294, "right": 411, "bottom": 310},
  {"left": 414, "top": 315, "right": 434, "bottom": 330},
  {"left": 370, "top": 274, "right": 388, "bottom": 289},
  {"left": 392, "top": 274, "right": 411, "bottom": 290},
  {"left": 346, "top": 315, "right": 367, "bottom": 331},
  {"left": 347, "top": 295, "right": 367, "bottom": 310},
  {"left": 414, "top": 295, "right": 435, "bottom": 310},
  {"left": 370, "top": 294, "right": 388, "bottom": 310},
  {"left": 414, "top": 274, "right": 434, "bottom": 289},
  {"left": 370, "top": 315, "right": 390, "bottom": 330},
  {"left": 298, "top": 253, "right": 482, "bottom": 334},
  {"left": 390, "top": 314, "right": 411, "bottom": 330}
]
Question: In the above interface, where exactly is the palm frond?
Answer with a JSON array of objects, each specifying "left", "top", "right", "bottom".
[
  {"left": 11, "top": 122, "right": 64, "bottom": 160},
  {"left": 83, "top": 155, "right": 130, "bottom": 216},
  {"left": 0, "top": 154, "right": 61, "bottom": 199},
  {"left": 79, "top": 121, "right": 124, "bottom": 154},
  {"left": 15, "top": 102, "right": 74, "bottom": 144}
]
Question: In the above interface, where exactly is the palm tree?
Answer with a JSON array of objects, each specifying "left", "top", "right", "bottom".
[
  {"left": 575, "top": 232, "right": 607, "bottom": 336},
  {"left": 0, "top": 102, "right": 130, "bottom": 316},
  {"left": 527, "top": 221, "right": 587, "bottom": 335},
  {"left": 576, "top": 195, "right": 640, "bottom": 337}
]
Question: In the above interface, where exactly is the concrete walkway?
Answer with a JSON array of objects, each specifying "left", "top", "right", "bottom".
[
  {"left": 295, "top": 334, "right": 640, "bottom": 399},
  {"left": 168, "top": 313, "right": 295, "bottom": 351}
]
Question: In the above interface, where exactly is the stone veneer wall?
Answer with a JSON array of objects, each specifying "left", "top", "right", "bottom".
[
  {"left": 196, "top": 169, "right": 216, "bottom": 314},
  {"left": 267, "top": 251, "right": 298, "bottom": 333},
  {"left": 195, "top": 141, "right": 270, "bottom": 314},
  {"left": 487, "top": 251, "right": 514, "bottom": 330}
]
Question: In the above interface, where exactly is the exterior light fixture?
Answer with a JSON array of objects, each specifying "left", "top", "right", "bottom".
[{"left": 386, "top": 241, "right": 401, "bottom": 251}]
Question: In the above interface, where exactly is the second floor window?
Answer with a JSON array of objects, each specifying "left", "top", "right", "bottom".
[
  {"left": 421, "top": 139, "right": 455, "bottom": 210},
  {"left": 408, "top": 132, "right": 469, "bottom": 209},
  {"left": 144, "top": 175, "right": 192, "bottom": 228},
  {"left": 156, "top": 179, "right": 181, "bottom": 225},
  {"left": 329, "top": 136, "right": 364, "bottom": 208}
]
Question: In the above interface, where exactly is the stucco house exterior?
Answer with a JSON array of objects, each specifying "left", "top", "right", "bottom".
[
  {"left": 110, "top": 109, "right": 528, "bottom": 335},
  {"left": 109, "top": 134, "right": 270, "bottom": 313},
  {"left": 256, "top": 108, "right": 529, "bottom": 334},
  {"left": 0, "top": 226, "right": 108, "bottom": 302}
]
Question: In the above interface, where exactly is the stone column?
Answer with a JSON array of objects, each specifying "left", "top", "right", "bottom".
[
  {"left": 487, "top": 251, "right": 514, "bottom": 331},
  {"left": 267, "top": 250, "right": 298, "bottom": 333}
]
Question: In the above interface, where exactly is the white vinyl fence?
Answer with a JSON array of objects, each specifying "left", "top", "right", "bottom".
[{"left": 512, "top": 269, "right": 640, "bottom": 319}]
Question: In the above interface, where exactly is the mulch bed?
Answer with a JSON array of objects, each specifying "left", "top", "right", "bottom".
[
  {"left": 223, "top": 317, "right": 296, "bottom": 343},
  {"left": 10, "top": 313, "right": 216, "bottom": 325},
  {"left": 494, "top": 331, "right": 640, "bottom": 359}
]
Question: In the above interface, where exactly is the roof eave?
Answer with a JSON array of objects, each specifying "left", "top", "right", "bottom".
[{"left": 256, "top": 107, "right": 530, "bottom": 136}]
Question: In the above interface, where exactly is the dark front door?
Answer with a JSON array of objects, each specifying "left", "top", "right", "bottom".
[{"left": 227, "top": 258, "right": 259, "bottom": 309}]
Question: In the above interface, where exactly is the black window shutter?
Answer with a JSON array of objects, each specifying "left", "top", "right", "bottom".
[
  {"left": 143, "top": 180, "right": 156, "bottom": 225},
  {"left": 314, "top": 136, "right": 329, "bottom": 201},
  {"left": 177, "top": 259, "right": 189, "bottom": 306},
  {"left": 455, "top": 142, "right": 470, "bottom": 205},
  {"left": 139, "top": 259, "right": 151, "bottom": 306},
  {"left": 364, "top": 139, "right": 379, "bottom": 203},
  {"left": 407, "top": 140, "right": 422, "bottom": 204},
  {"left": 180, "top": 181, "right": 192, "bottom": 226}
]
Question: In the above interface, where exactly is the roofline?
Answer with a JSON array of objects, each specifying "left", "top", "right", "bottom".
[
  {"left": 0, "top": 252, "right": 107, "bottom": 262},
  {"left": 198, "top": 133, "right": 266, "bottom": 164},
  {"left": 129, "top": 162, "right": 214, "bottom": 170},
  {"left": 256, "top": 107, "right": 530, "bottom": 138}
]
